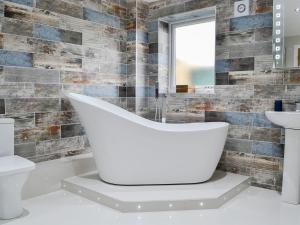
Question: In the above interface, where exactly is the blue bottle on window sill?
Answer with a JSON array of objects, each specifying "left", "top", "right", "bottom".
[{"left": 274, "top": 100, "right": 283, "bottom": 112}]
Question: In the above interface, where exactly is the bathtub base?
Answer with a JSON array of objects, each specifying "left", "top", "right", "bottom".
[{"left": 62, "top": 171, "right": 250, "bottom": 212}]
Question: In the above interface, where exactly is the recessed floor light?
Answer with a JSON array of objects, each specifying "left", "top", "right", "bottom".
[{"left": 295, "top": 8, "right": 300, "bottom": 12}]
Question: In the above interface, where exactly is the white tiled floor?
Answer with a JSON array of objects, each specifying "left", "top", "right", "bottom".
[{"left": 2, "top": 187, "right": 300, "bottom": 225}]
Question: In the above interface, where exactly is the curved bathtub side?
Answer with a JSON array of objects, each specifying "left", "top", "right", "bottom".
[
  {"left": 66, "top": 93, "right": 227, "bottom": 132},
  {"left": 67, "top": 93, "right": 229, "bottom": 185}
]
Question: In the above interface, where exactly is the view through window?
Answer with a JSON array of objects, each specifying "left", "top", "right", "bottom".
[{"left": 174, "top": 20, "right": 216, "bottom": 87}]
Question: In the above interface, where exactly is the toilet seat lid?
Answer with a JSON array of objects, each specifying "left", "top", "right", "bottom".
[{"left": 0, "top": 155, "right": 35, "bottom": 176}]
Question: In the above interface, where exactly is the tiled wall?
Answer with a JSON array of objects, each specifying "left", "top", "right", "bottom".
[
  {"left": 1, "top": 0, "right": 299, "bottom": 191},
  {"left": 0, "top": 0, "right": 129, "bottom": 162},
  {"left": 126, "top": 0, "right": 156, "bottom": 117},
  {"left": 142, "top": 0, "right": 300, "bottom": 190}
]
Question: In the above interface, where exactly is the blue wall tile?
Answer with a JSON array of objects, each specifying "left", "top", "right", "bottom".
[
  {"left": 149, "top": 54, "right": 168, "bottom": 65},
  {"left": 216, "top": 60, "right": 229, "bottom": 73},
  {"left": 120, "top": 64, "right": 127, "bottom": 75},
  {"left": 159, "top": 54, "right": 168, "bottom": 65},
  {"left": 33, "top": 24, "right": 82, "bottom": 45},
  {"left": 224, "top": 112, "right": 253, "bottom": 126},
  {"left": 83, "top": 86, "right": 118, "bottom": 97},
  {"left": 253, "top": 113, "right": 280, "bottom": 128},
  {"left": 252, "top": 141, "right": 284, "bottom": 158},
  {"left": 135, "top": 87, "right": 155, "bottom": 97},
  {"left": 6, "top": 0, "right": 33, "bottom": 7},
  {"left": 147, "top": 86, "right": 155, "bottom": 97},
  {"left": 148, "top": 54, "right": 158, "bottom": 64},
  {"left": 0, "top": 50, "right": 33, "bottom": 67},
  {"left": 127, "top": 30, "right": 136, "bottom": 42},
  {"left": 83, "top": 8, "right": 120, "bottom": 28},
  {"left": 136, "top": 30, "right": 148, "bottom": 43},
  {"left": 33, "top": 24, "right": 61, "bottom": 42},
  {"left": 230, "top": 13, "right": 273, "bottom": 31},
  {"left": 147, "top": 21, "right": 158, "bottom": 32}
]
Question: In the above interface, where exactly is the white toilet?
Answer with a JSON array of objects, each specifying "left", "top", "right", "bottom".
[{"left": 0, "top": 119, "right": 35, "bottom": 220}]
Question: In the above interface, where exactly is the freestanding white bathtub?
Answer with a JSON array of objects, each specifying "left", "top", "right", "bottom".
[{"left": 66, "top": 93, "right": 229, "bottom": 185}]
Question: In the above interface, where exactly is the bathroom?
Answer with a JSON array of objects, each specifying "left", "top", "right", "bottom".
[{"left": 0, "top": 0, "right": 300, "bottom": 224}]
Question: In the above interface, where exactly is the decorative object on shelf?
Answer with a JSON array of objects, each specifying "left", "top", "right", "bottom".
[
  {"left": 274, "top": 100, "right": 283, "bottom": 112},
  {"left": 176, "top": 85, "right": 189, "bottom": 93}
]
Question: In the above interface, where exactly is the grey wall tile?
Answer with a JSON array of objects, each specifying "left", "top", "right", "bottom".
[
  {"left": 4, "top": 3, "right": 60, "bottom": 27},
  {"left": 3, "top": 113, "right": 35, "bottom": 130},
  {"left": 0, "top": 83, "right": 34, "bottom": 98},
  {"left": 225, "top": 138, "right": 252, "bottom": 153},
  {"left": 3, "top": 67, "right": 60, "bottom": 83},
  {"left": 255, "top": 27, "right": 272, "bottom": 42},
  {"left": 15, "top": 142, "right": 36, "bottom": 158},
  {"left": 61, "top": 124, "right": 85, "bottom": 138},
  {"left": 250, "top": 127, "right": 282, "bottom": 143},
  {"left": 33, "top": 54, "right": 82, "bottom": 71},
  {"left": 2, "top": 18, "right": 33, "bottom": 37},
  {"left": 36, "top": 0, "right": 83, "bottom": 19},
  {"left": 216, "top": 30, "right": 255, "bottom": 46},
  {"left": 35, "top": 111, "right": 80, "bottom": 127},
  {"left": 5, "top": 98, "right": 60, "bottom": 113},
  {"left": 4, "top": 3, "right": 33, "bottom": 21},
  {"left": 0, "top": 99, "right": 5, "bottom": 114}
]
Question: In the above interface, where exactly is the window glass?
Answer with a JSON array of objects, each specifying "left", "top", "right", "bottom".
[{"left": 175, "top": 20, "right": 216, "bottom": 87}]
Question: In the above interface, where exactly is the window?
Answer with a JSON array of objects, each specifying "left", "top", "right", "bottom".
[{"left": 170, "top": 17, "right": 216, "bottom": 92}]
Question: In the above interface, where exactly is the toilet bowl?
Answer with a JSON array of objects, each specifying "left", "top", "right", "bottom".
[
  {"left": 0, "top": 119, "right": 35, "bottom": 220},
  {"left": 0, "top": 156, "right": 35, "bottom": 220}
]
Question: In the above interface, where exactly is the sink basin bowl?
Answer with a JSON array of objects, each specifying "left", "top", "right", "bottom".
[{"left": 265, "top": 111, "right": 300, "bottom": 129}]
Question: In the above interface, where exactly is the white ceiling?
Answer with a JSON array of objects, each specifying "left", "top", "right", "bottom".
[{"left": 285, "top": 0, "right": 300, "bottom": 37}]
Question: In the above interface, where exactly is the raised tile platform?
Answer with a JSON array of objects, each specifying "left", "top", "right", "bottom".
[{"left": 62, "top": 171, "right": 250, "bottom": 212}]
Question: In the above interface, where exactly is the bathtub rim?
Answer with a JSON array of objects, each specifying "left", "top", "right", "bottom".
[{"left": 65, "top": 92, "right": 229, "bottom": 132}]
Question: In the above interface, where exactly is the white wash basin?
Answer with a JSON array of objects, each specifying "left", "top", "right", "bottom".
[
  {"left": 265, "top": 111, "right": 300, "bottom": 205},
  {"left": 265, "top": 111, "right": 300, "bottom": 129}
]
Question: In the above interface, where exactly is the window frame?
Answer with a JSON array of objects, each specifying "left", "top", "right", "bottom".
[{"left": 169, "top": 16, "right": 216, "bottom": 94}]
